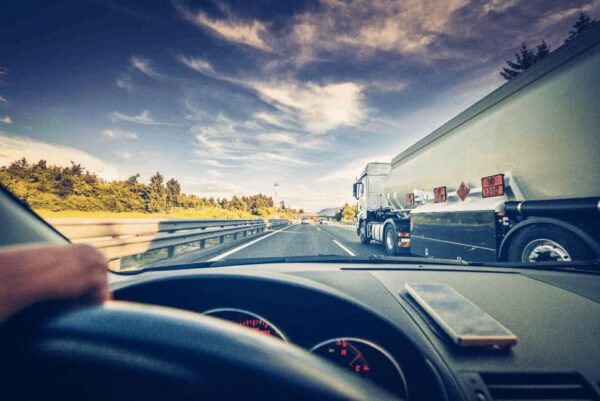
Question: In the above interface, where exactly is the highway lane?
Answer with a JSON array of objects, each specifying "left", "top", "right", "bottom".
[{"left": 209, "top": 223, "right": 382, "bottom": 261}]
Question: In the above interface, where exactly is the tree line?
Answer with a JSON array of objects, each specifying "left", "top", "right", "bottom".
[
  {"left": 0, "top": 158, "right": 297, "bottom": 217},
  {"left": 501, "top": 13, "right": 597, "bottom": 80}
]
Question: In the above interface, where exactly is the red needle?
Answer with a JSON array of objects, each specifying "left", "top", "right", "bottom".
[{"left": 348, "top": 353, "right": 361, "bottom": 367}]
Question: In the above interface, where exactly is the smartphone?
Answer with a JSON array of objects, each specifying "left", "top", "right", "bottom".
[{"left": 405, "top": 283, "right": 517, "bottom": 348}]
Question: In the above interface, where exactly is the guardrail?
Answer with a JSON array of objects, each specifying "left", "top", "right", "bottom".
[{"left": 48, "top": 218, "right": 290, "bottom": 270}]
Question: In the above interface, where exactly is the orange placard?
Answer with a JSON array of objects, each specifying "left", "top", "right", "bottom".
[
  {"left": 406, "top": 193, "right": 415, "bottom": 207},
  {"left": 457, "top": 182, "right": 470, "bottom": 201},
  {"left": 481, "top": 174, "right": 505, "bottom": 198},
  {"left": 434, "top": 186, "right": 447, "bottom": 203}
]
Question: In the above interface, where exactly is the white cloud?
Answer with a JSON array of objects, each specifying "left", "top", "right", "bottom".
[
  {"left": 197, "top": 159, "right": 231, "bottom": 168},
  {"left": 317, "top": 154, "right": 393, "bottom": 183},
  {"left": 286, "top": 0, "right": 470, "bottom": 61},
  {"left": 1, "top": 116, "right": 12, "bottom": 124},
  {"left": 256, "top": 132, "right": 324, "bottom": 149},
  {"left": 0, "top": 96, "right": 8, "bottom": 104},
  {"left": 116, "top": 75, "right": 133, "bottom": 91},
  {"left": 110, "top": 110, "right": 160, "bottom": 125},
  {"left": 101, "top": 129, "right": 138, "bottom": 140},
  {"left": 130, "top": 55, "right": 159, "bottom": 77},
  {"left": 177, "top": 5, "right": 272, "bottom": 51},
  {"left": 114, "top": 150, "right": 134, "bottom": 160},
  {"left": 483, "top": 0, "right": 521, "bottom": 14},
  {"left": 179, "top": 56, "right": 215, "bottom": 76},
  {"left": 251, "top": 80, "right": 365, "bottom": 133},
  {"left": 179, "top": 55, "right": 366, "bottom": 134},
  {"left": 0, "top": 67, "right": 8, "bottom": 75},
  {"left": 0, "top": 132, "right": 120, "bottom": 181}
]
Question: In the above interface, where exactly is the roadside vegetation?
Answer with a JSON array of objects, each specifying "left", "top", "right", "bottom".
[
  {"left": 335, "top": 203, "right": 357, "bottom": 222},
  {"left": 0, "top": 158, "right": 301, "bottom": 219}
]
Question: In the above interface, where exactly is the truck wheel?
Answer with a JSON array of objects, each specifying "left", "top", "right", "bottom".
[
  {"left": 383, "top": 224, "right": 399, "bottom": 256},
  {"left": 359, "top": 221, "right": 370, "bottom": 245},
  {"left": 507, "top": 224, "right": 592, "bottom": 263}
]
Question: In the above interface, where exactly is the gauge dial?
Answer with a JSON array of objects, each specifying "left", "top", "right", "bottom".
[
  {"left": 311, "top": 338, "right": 407, "bottom": 398},
  {"left": 203, "top": 308, "right": 286, "bottom": 341}
]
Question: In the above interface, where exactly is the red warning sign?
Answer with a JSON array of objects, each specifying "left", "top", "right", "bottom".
[
  {"left": 456, "top": 182, "right": 470, "bottom": 201},
  {"left": 482, "top": 174, "right": 505, "bottom": 198},
  {"left": 406, "top": 193, "right": 415, "bottom": 207},
  {"left": 434, "top": 186, "right": 447, "bottom": 203}
]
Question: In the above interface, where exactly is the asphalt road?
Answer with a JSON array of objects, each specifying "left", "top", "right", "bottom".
[{"left": 208, "top": 223, "right": 381, "bottom": 261}]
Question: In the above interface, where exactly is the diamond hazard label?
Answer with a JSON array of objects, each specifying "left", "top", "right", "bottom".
[{"left": 457, "top": 182, "right": 470, "bottom": 201}]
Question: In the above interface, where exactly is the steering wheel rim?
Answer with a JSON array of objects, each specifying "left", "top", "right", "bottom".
[{"left": 2, "top": 300, "right": 400, "bottom": 401}]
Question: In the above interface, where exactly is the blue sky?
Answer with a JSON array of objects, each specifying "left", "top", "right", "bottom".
[{"left": 1, "top": 0, "right": 597, "bottom": 211}]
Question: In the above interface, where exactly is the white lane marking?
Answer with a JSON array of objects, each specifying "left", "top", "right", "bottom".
[
  {"left": 317, "top": 227, "right": 321, "bottom": 231},
  {"left": 332, "top": 239, "right": 357, "bottom": 257},
  {"left": 208, "top": 224, "right": 293, "bottom": 261}
]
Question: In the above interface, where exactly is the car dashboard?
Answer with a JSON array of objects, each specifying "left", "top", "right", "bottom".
[{"left": 111, "top": 262, "right": 600, "bottom": 401}]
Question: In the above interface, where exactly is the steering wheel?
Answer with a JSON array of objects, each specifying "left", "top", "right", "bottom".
[{"left": 1, "top": 301, "right": 400, "bottom": 400}]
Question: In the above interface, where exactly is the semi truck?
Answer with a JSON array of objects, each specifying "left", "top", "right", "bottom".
[{"left": 353, "top": 25, "right": 600, "bottom": 263}]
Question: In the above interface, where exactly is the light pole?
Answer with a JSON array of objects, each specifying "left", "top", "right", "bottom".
[{"left": 274, "top": 183, "right": 279, "bottom": 215}]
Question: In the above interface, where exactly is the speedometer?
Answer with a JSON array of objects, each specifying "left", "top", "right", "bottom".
[
  {"left": 311, "top": 338, "right": 407, "bottom": 398},
  {"left": 203, "top": 308, "right": 287, "bottom": 341}
]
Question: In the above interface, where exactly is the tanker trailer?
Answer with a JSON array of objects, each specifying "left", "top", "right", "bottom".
[{"left": 353, "top": 25, "right": 600, "bottom": 262}]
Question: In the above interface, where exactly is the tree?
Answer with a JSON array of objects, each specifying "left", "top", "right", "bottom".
[
  {"left": 145, "top": 172, "right": 168, "bottom": 212},
  {"left": 125, "top": 174, "right": 140, "bottom": 185},
  {"left": 565, "top": 13, "right": 598, "bottom": 43},
  {"left": 500, "top": 41, "right": 550, "bottom": 81},
  {"left": 166, "top": 178, "right": 181, "bottom": 206}
]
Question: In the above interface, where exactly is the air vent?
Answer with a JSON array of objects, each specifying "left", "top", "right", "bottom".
[{"left": 480, "top": 372, "right": 598, "bottom": 401}]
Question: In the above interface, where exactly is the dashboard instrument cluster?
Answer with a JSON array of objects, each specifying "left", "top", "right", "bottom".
[{"left": 203, "top": 308, "right": 408, "bottom": 399}]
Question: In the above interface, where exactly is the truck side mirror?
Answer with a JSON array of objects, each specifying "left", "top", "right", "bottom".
[{"left": 352, "top": 182, "right": 363, "bottom": 199}]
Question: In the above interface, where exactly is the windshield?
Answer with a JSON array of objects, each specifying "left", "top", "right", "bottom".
[{"left": 1, "top": 1, "right": 599, "bottom": 272}]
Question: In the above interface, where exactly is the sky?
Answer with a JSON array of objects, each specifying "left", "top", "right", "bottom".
[{"left": 0, "top": 0, "right": 598, "bottom": 211}]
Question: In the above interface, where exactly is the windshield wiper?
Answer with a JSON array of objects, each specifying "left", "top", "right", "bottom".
[{"left": 367, "top": 254, "right": 470, "bottom": 266}]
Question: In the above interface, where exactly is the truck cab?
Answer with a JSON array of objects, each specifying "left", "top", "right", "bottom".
[
  {"left": 353, "top": 163, "right": 411, "bottom": 255},
  {"left": 353, "top": 163, "right": 391, "bottom": 221}
]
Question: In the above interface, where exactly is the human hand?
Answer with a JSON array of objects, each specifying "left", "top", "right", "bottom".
[{"left": 0, "top": 244, "right": 110, "bottom": 321}]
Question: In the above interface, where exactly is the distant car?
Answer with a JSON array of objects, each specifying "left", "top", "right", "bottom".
[
  {"left": 319, "top": 219, "right": 328, "bottom": 225},
  {"left": 301, "top": 218, "right": 310, "bottom": 225}
]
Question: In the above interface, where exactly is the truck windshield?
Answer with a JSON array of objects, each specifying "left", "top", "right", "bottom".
[{"left": 1, "top": 1, "right": 598, "bottom": 272}]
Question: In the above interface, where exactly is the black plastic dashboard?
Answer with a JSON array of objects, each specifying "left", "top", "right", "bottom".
[{"left": 111, "top": 263, "right": 600, "bottom": 401}]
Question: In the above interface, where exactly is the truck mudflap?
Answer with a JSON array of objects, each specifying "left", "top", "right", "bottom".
[{"left": 410, "top": 211, "right": 498, "bottom": 262}]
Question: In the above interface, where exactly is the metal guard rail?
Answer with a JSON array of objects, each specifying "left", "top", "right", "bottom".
[{"left": 48, "top": 218, "right": 290, "bottom": 268}]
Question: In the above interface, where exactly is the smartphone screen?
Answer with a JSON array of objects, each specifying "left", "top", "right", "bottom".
[{"left": 405, "top": 283, "right": 517, "bottom": 347}]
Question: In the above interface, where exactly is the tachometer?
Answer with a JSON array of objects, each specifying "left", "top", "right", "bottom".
[
  {"left": 311, "top": 338, "right": 407, "bottom": 398},
  {"left": 203, "top": 308, "right": 287, "bottom": 341}
]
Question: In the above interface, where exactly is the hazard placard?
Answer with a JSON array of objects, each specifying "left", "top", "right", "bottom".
[
  {"left": 482, "top": 174, "right": 505, "bottom": 198},
  {"left": 456, "top": 182, "right": 470, "bottom": 201},
  {"left": 434, "top": 186, "right": 447, "bottom": 203}
]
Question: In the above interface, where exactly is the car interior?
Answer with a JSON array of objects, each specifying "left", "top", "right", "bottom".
[{"left": 1, "top": 186, "right": 599, "bottom": 401}]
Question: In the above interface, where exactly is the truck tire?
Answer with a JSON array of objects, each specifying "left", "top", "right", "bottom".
[
  {"left": 383, "top": 224, "right": 399, "bottom": 256},
  {"left": 507, "top": 224, "right": 592, "bottom": 263},
  {"left": 359, "top": 220, "right": 370, "bottom": 245}
]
